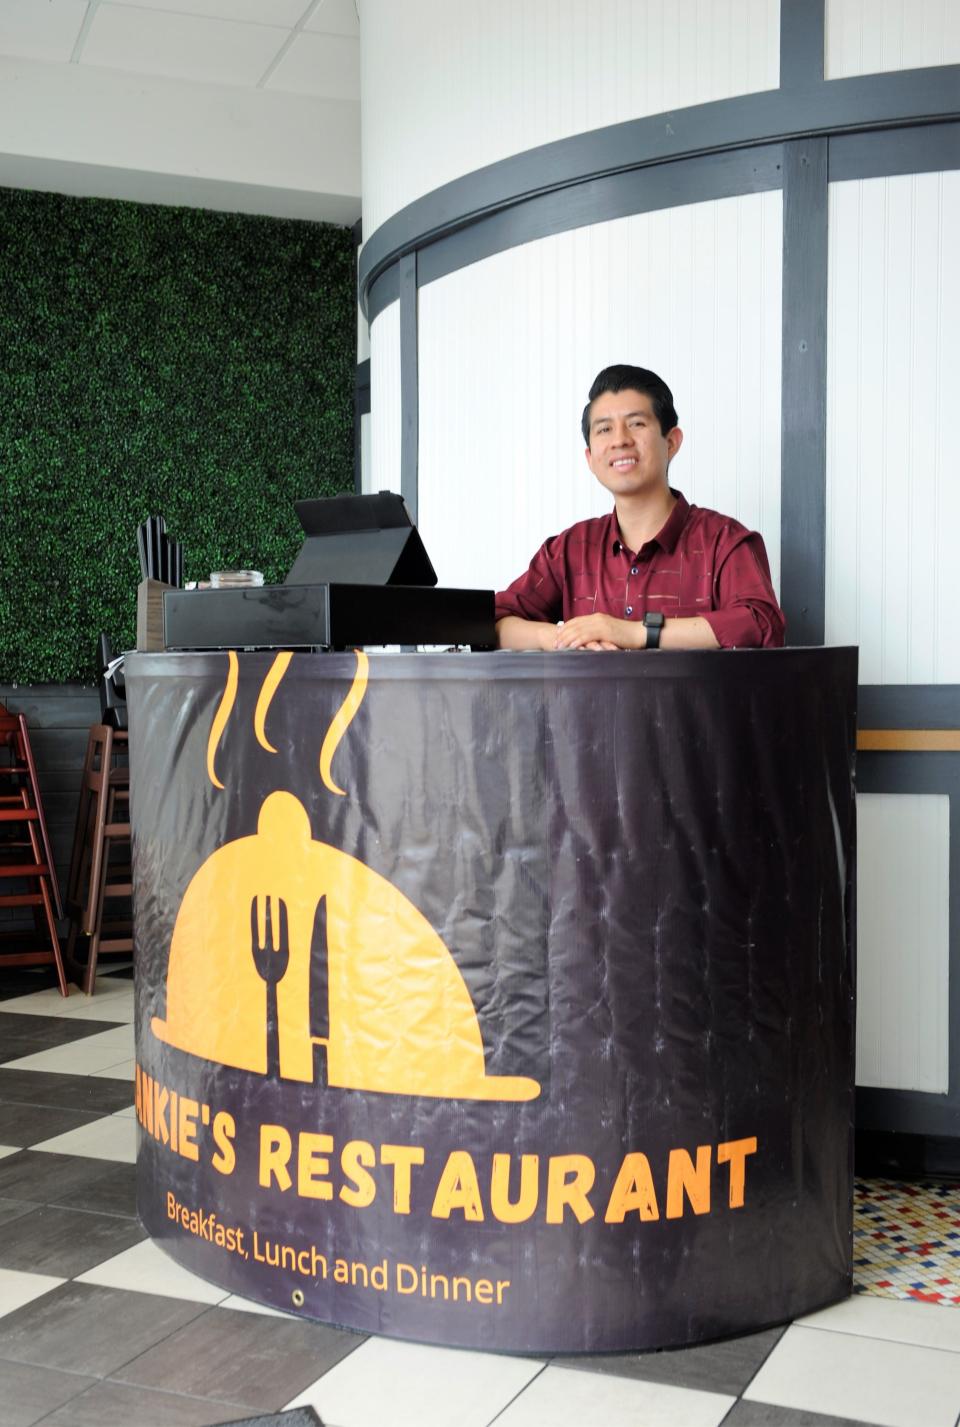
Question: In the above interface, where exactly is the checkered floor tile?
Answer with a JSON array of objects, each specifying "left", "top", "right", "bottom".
[{"left": 0, "top": 965, "right": 958, "bottom": 1427}]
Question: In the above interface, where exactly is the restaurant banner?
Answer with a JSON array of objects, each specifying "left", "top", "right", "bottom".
[{"left": 127, "top": 647, "right": 857, "bottom": 1353}]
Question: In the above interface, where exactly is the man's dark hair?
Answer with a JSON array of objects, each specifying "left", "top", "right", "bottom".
[{"left": 581, "top": 365, "right": 679, "bottom": 445}]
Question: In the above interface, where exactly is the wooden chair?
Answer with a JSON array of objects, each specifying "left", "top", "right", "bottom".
[
  {"left": 0, "top": 703, "right": 67, "bottom": 995},
  {"left": 64, "top": 725, "right": 132, "bottom": 994}
]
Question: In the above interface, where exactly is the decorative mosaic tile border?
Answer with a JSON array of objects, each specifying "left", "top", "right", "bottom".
[{"left": 854, "top": 1177, "right": 960, "bottom": 1305}]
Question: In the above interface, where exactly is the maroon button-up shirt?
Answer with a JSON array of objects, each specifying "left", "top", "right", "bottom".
[{"left": 494, "top": 491, "right": 785, "bottom": 648}]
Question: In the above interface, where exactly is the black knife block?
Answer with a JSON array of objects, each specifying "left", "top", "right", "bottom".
[{"left": 137, "top": 579, "right": 175, "bottom": 651}]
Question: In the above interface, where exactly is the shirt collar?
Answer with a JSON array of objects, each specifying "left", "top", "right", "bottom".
[
  {"left": 610, "top": 489, "right": 690, "bottom": 557},
  {"left": 653, "top": 489, "right": 690, "bottom": 553}
]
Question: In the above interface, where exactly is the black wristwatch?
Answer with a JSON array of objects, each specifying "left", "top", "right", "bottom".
[{"left": 642, "top": 612, "right": 664, "bottom": 649}]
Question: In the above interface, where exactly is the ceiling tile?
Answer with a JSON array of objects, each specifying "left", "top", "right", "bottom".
[
  {"left": 304, "top": 0, "right": 359, "bottom": 38},
  {"left": 264, "top": 29, "right": 359, "bottom": 99},
  {"left": 0, "top": 0, "right": 88, "bottom": 63},
  {"left": 80, "top": 3, "right": 290, "bottom": 86},
  {"left": 107, "top": 0, "right": 312, "bottom": 26}
]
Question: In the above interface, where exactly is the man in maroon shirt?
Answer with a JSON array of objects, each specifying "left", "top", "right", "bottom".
[{"left": 495, "top": 365, "right": 785, "bottom": 651}]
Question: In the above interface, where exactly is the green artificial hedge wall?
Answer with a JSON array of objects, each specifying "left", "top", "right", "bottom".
[{"left": 0, "top": 187, "right": 356, "bottom": 683}]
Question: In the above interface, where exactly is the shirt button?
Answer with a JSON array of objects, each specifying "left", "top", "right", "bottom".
[
  {"left": 631, "top": 566, "right": 639, "bottom": 576},
  {"left": 625, "top": 606, "right": 633, "bottom": 616}
]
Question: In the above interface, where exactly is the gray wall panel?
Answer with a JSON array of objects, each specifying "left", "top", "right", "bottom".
[
  {"left": 359, "top": 66, "right": 960, "bottom": 310},
  {"left": 780, "top": 139, "right": 828, "bottom": 645}
]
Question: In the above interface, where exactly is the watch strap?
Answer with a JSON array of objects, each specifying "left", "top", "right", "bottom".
[{"left": 643, "top": 613, "right": 664, "bottom": 650}]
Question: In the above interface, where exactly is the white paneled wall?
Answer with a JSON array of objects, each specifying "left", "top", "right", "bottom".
[
  {"left": 367, "top": 301, "right": 402, "bottom": 495},
  {"left": 825, "top": 172, "right": 960, "bottom": 684},
  {"left": 360, "top": 0, "right": 779, "bottom": 235},
  {"left": 359, "top": 412, "right": 372, "bottom": 493},
  {"left": 414, "top": 194, "right": 782, "bottom": 597},
  {"left": 826, "top": 0, "right": 960, "bottom": 78},
  {"left": 856, "top": 793, "right": 950, "bottom": 1093}
]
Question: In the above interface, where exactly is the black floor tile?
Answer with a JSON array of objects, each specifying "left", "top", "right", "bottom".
[
  {"left": 0, "top": 1069, "right": 133, "bottom": 1115},
  {"left": 0, "top": 1282, "right": 207, "bottom": 1378},
  {"left": 0, "top": 1151, "right": 122, "bottom": 1208},
  {"left": 39, "top": 1381, "right": 249, "bottom": 1427},
  {"left": 0, "top": 1013, "right": 118, "bottom": 1056},
  {"left": 113, "top": 1305, "right": 363, "bottom": 1412},
  {"left": 0, "top": 1358, "right": 96, "bottom": 1427},
  {"left": 723, "top": 1403, "right": 877, "bottom": 1426},
  {"left": 0, "top": 1200, "right": 32, "bottom": 1229},
  {"left": 0, "top": 1102, "right": 102, "bottom": 1149},
  {"left": 0, "top": 970, "right": 62, "bottom": 999},
  {"left": 0, "top": 1070, "right": 82, "bottom": 1105},
  {"left": 555, "top": 1324, "right": 787, "bottom": 1398},
  {"left": 48, "top": 1159, "right": 138, "bottom": 1219},
  {"left": 0, "top": 1204, "right": 146, "bottom": 1276}
]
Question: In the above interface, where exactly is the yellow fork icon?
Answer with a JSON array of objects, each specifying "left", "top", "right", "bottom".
[{"left": 250, "top": 895, "right": 289, "bottom": 1079}]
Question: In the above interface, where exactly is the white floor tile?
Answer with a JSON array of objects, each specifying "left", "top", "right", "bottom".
[
  {"left": 1, "top": 1024, "right": 134, "bottom": 1075},
  {"left": 53, "top": 995, "right": 134, "bottom": 1024},
  {"left": 0, "top": 988, "right": 78, "bottom": 1016},
  {"left": 31, "top": 1112, "right": 137, "bottom": 1163},
  {"left": 800, "top": 1293, "right": 960, "bottom": 1353},
  {"left": 90, "top": 1057, "right": 136, "bottom": 1080},
  {"left": 494, "top": 1365, "right": 733, "bottom": 1427},
  {"left": 744, "top": 1323, "right": 960, "bottom": 1427},
  {"left": 285, "top": 1335, "right": 544, "bottom": 1427},
  {"left": 76, "top": 1237, "right": 228, "bottom": 1305},
  {"left": 219, "top": 1291, "right": 297, "bottom": 1318},
  {"left": 0, "top": 1268, "right": 64, "bottom": 1319},
  {"left": 0, "top": 979, "right": 131, "bottom": 1017}
]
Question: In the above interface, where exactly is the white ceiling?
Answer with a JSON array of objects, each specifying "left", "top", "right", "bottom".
[
  {"left": 0, "top": 0, "right": 360, "bottom": 98},
  {"left": 0, "top": 0, "right": 361, "bottom": 222}
]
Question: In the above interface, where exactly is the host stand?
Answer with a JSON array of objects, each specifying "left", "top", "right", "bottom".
[{"left": 127, "top": 643, "right": 857, "bottom": 1354}]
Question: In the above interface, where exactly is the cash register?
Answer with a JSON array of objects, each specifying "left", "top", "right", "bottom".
[{"left": 162, "top": 493, "right": 495, "bottom": 651}]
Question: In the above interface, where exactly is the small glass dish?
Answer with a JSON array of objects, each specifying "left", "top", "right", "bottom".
[{"left": 209, "top": 570, "right": 264, "bottom": 588}]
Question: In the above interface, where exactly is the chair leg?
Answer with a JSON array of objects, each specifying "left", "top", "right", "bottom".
[
  {"left": 83, "top": 828, "right": 113, "bottom": 995},
  {"left": 24, "top": 802, "right": 68, "bottom": 996},
  {"left": 37, "top": 875, "right": 68, "bottom": 997},
  {"left": 17, "top": 715, "right": 63, "bottom": 919},
  {"left": 66, "top": 727, "right": 98, "bottom": 911},
  {"left": 86, "top": 781, "right": 132, "bottom": 994},
  {"left": 81, "top": 727, "right": 112, "bottom": 935}
]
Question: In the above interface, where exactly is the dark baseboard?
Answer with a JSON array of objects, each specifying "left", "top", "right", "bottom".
[{"left": 855, "top": 1128, "right": 960, "bottom": 1182}]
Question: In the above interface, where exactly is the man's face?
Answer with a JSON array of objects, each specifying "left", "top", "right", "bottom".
[{"left": 584, "top": 389, "right": 682, "bottom": 499}]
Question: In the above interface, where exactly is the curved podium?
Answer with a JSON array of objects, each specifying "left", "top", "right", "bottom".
[{"left": 126, "top": 646, "right": 857, "bottom": 1354}]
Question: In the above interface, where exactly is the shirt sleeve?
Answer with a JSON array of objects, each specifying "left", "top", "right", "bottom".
[
  {"left": 494, "top": 537, "right": 565, "bottom": 624},
  {"left": 699, "top": 530, "right": 786, "bottom": 649}
]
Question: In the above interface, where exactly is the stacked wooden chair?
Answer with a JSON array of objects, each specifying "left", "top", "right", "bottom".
[
  {"left": 0, "top": 701, "right": 68, "bottom": 995},
  {"left": 64, "top": 724, "right": 132, "bottom": 994}
]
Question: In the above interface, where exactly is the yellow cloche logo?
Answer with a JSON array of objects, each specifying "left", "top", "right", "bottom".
[{"left": 152, "top": 651, "right": 540, "bottom": 1103}]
